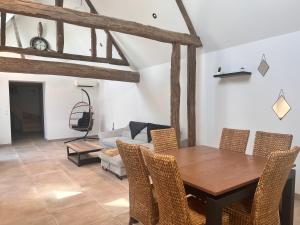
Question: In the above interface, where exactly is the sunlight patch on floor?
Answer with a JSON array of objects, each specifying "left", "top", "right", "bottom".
[
  {"left": 53, "top": 190, "right": 82, "bottom": 199},
  {"left": 104, "top": 198, "right": 129, "bottom": 208}
]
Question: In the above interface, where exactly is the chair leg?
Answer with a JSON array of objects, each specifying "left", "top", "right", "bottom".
[{"left": 129, "top": 217, "right": 138, "bottom": 225}]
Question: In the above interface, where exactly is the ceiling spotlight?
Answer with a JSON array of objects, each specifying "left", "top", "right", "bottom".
[{"left": 152, "top": 13, "right": 158, "bottom": 19}]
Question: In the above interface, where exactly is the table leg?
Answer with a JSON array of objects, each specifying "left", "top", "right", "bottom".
[
  {"left": 206, "top": 198, "right": 222, "bottom": 225},
  {"left": 78, "top": 153, "right": 81, "bottom": 167},
  {"left": 280, "top": 169, "right": 296, "bottom": 225},
  {"left": 67, "top": 147, "right": 70, "bottom": 156}
]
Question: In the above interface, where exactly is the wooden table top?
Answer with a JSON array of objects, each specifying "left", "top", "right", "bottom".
[
  {"left": 164, "top": 145, "right": 267, "bottom": 196},
  {"left": 66, "top": 141, "right": 103, "bottom": 153}
]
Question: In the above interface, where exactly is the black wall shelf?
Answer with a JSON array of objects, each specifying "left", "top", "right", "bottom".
[{"left": 213, "top": 71, "right": 252, "bottom": 78}]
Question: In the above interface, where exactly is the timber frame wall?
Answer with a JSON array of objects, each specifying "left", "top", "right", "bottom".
[{"left": 0, "top": 0, "right": 202, "bottom": 146}]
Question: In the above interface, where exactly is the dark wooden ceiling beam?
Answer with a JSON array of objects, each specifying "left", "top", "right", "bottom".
[
  {"left": 106, "top": 35, "right": 112, "bottom": 60},
  {"left": 175, "top": 0, "right": 197, "bottom": 37},
  {"left": 0, "top": 57, "right": 140, "bottom": 82},
  {"left": 85, "top": 0, "right": 97, "bottom": 14},
  {"left": 0, "top": 0, "right": 201, "bottom": 46},
  {"left": 91, "top": 27, "right": 97, "bottom": 58},
  {"left": 1, "top": 12, "right": 6, "bottom": 46},
  {"left": 175, "top": 1, "right": 199, "bottom": 146},
  {"left": 0, "top": 46, "right": 128, "bottom": 66},
  {"left": 85, "top": 0, "right": 129, "bottom": 65},
  {"left": 11, "top": 17, "right": 25, "bottom": 59},
  {"left": 55, "top": 0, "right": 64, "bottom": 53},
  {"left": 105, "top": 31, "right": 129, "bottom": 65},
  {"left": 87, "top": 0, "right": 97, "bottom": 58}
]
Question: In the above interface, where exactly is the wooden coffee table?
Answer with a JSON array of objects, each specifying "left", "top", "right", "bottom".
[{"left": 66, "top": 140, "right": 104, "bottom": 167}]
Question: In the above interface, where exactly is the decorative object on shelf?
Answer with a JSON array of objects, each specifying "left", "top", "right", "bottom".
[
  {"left": 258, "top": 54, "right": 269, "bottom": 76},
  {"left": 272, "top": 89, "right": 291, "bottom": 120},
  {"left": 213, "top": 71, "right": 252, "bottom": 78},
  {"left": 30, "top": 22, "right": 49, "bottom": 51}
]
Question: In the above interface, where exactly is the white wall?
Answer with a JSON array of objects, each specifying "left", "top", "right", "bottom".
[
  {"left": 99, "top": 51, "right": 189, "bottom": 140},
  {"left": 0, "top": 80, "right": 12, "bottom": 144},
  {"left": 0, "top": 73, "right": 100, "bottom": 144},
  {"left": 199, "top": 30, "right": 300, "bottom": 194}
]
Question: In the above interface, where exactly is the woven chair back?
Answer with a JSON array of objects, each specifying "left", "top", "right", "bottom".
[{"left": 253, "top": 131, "right": 293, "bottom": 158}]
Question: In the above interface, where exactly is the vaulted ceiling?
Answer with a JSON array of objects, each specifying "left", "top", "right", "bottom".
[
  {"left": 91, "top": 0, "right": 300, "bottom": 69},
  {"left": 9, "top": 0, "right": 300, "bottom": 69}
]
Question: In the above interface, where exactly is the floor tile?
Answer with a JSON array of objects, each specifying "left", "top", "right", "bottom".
[
  {"left": 1, "top": 215, "right": 58, "bottom": 225},
  {"left": 53, "top": 201, "right": 112, "bottom": 225}
]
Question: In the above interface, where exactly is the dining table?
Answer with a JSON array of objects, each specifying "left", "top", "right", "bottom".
[{"left": 164, "top": 145, "right": 296, "bottom": 225}]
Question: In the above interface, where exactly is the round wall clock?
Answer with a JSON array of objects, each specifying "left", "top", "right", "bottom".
[
  {"left": 30, "top": 22, "right": 49, "bottom": 51},
  {"left": 30, "top": 37, "right": 49, "bottom": 51}
]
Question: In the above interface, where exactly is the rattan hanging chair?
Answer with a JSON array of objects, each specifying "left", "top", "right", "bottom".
[{"left": 65, "top": 89, "right": 95, "bottom": 143}]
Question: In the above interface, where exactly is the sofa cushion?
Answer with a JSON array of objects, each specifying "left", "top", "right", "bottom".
[
  {"left": 134, "top": 127, "right": 148, "bottom": 143},
  {"left": 129, "top": 121, "right": 148, "bottom": 139},
  {"left": 101, "top": 137, "right": 130, "bottom": 148},
  {"left": 101, "top": 136, "right": 146, "bottom": 148},
  {"left": 121, "top": 139, "right": 146, "bottom": 145}
]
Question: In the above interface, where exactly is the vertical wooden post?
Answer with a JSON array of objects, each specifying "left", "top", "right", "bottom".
[
  {"left": 85, "top": 0, "right": 130, "bottom": 65},
  {"left": 90, "top": 7, "right": 97, "bottom": 58},
  {"left": 1, "top": 12, "right": 6, "bottom": 46},
  {"left": 91, "top": 28, "right": 97, "bottom": 58},
  {"left": 187, "top": 45, "right": 196, "bottom": 146},
  {"left": 106, "top": 35, "right": 113, "bottom": 59},
  {"left": 55, "top": 0, "right": 64, "bottom": 53},
  {"left": 106, "top": 31, "right": 129, "bottom": 65},
  {"left": 11, "top": 17, "right": 25, "bottom": 59},
  {"left": 171, "top": 43, "right": 181, "bottom": 144}
]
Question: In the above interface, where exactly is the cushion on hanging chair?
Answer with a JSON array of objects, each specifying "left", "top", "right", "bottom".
[{"left": 78, "top": 112, "right": 90, "bottom": 128}]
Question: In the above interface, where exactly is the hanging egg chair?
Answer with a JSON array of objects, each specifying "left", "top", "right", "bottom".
[{"left": 65, "top": 89, "right": 95, "bottom": 143}]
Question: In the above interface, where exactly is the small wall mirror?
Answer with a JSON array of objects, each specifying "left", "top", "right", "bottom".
[
  {"left": 272, "top": 90, "right": 291, "bottom": 120},
  {"left": 258, "top": 54, "right": 269, "bottom": 76}
]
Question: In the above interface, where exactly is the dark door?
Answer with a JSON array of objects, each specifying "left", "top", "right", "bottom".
[{"left": 9, "top": 82, "right": 44, "bottom": 141}]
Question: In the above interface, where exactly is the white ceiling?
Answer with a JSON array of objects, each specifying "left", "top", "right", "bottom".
[
  {"left": 15, "top": 0, "right": 300, "bottom": 69},
  {"left": 91, "top": 0, "right": 188, "bottom": 69},
  {"left": 91, "top": 0, "right": 300, "bottom": 69},
  {"left": 186, "top": 0, "right": 300, "bottom": 51}
]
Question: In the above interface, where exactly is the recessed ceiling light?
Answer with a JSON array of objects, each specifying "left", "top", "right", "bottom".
[{"left": 152, "top": 13, "right": 158, "bottom": 19}]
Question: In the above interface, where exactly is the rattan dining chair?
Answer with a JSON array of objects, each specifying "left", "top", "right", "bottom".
[
  {"left": 142, "top": 149, "right": 229, "bottom": 225},
  {"left": 253, "top": 131, "right": 293, "bottom": 158},
  {"left": 116, "top": 141, "right": 159, "bottom": 225},
  {"left": 219, "top": 128, "right": 250, "bottom": 153},
  {"left": 151, "top": 128, "right": 179, "bottom": 153},
  {"left": 224, "top": 147, "right": 299, "bottom": 225}
]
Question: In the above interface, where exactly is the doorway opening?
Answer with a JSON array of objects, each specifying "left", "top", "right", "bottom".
[{"left": 9, "top": 82, "right": 44, "bottom": 142}]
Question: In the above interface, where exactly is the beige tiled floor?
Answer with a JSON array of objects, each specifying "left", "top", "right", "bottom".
[
  {"left": 0, "top": 137, "right": 129, "bottom": 225},
  {"left": 0, "top": 136, "right": 299, "bottom": 225}
]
